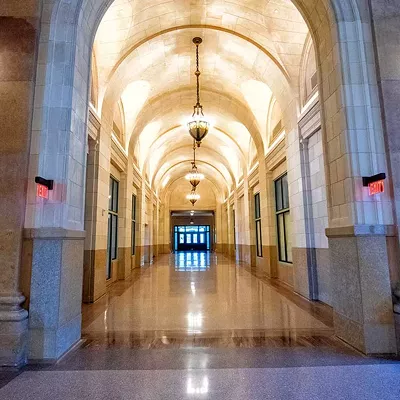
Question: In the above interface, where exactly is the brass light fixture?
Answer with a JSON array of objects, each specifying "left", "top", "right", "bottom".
[
  {"left": 187, "top": 37, "right": 209, "bottom": 147},
  {"left": 185, "top": 140, "right": 204, "bottom": 188},
  {"left": 186, "top": 188, "right": 200, "bottom": 206}
]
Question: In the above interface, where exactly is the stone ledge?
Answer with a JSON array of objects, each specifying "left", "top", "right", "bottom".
[
  {"left": 326, "top": 224, "right": 397, "bottom": 238},
  {"left": 23, "top": 228, "right": 86, "bottom": 239}
]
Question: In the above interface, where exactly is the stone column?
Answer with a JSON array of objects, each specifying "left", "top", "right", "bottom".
[
  {"left": 370, "top": 2, "right": 400, "bottom": 328},
  {"left": 247, "top": 183, "right": 257, "bottom": 267},
  {"left": 241, "top": 177, "right": 252, "bottom": 265},
  {"left": 228, "top": 202, "right": 235, "bottom": 258},
  {"left": 158, "top": 204, "right": 168, "bottom": 254},
  {"left": 225, "top": 202, "right": 233, "bottom": 258},
  {"left": 164, "top": 200, "right": 171, "bottom": 253},
  {"left": 322, "top": 15, "right": 396, "bottom": 354},
  {"left": 326, "top": 225, "right": 396, "bottom": 354},
  {"left": 117, "top": 160, "right": 134, "bottom": 280},
  {"left": 298, "top": 137, "right": 319, "bottom": 300},
  {"left": 220, "top": 204, "right": 228, "bottom": 255},
  {"left": 83, "top": 137, "right": 99, "bottom": 303},
  {"left": 215, "top": 203, "right": 222, "bottom": 252},
  {"left": 233, "top": 192, "right": 239, "bottom": 262},
  {"left": 0, "top": 6, "right": 40, "bottom": 366},
  {"left": 259, "top": 160, "right": 278, "bottom": 277},
  {"left": 286, "top": 123, "right": 312, "bottom": 299},
  {"left": 150, "top": 201, "right": 156, "bottom": 261},
  {"left": 25, "top": 228, "right": 85, "bottom": 361},
  {"left": 154, "top": 201, "right": 160, "bottom": 257},
  {"left": 82, "top": 124, "right": 111, "bottom": 302},
  {"left": 136, "top": 181, "right": 146, "bottom": 266}
]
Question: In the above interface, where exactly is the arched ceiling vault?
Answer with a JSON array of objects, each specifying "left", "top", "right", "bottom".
[
  {"left": 143, "top": 127, "right": 245, "bottom": 183},
  {"left": 155, "top": 161, "right": 230, "bottom": 199},
  {"left": 95, "top": 0, "right": 308, "bottom": 91},
  {"left": 162, "top": 174, "right": 225, "bottom": 205},
  {"left": 143, "top": 125, "right": 247, "bottom": 170},
  {"left": 102, "top": 29, "right": 292, "bottom": 148},
  {"left": 93, "top": 0, "right": 311, "bottom": 197},
  {"left": 101, "top": 27, "right": 292, "bottom": 109},
  {"left": 127, "top": 88, "right": 265, "bottom": 160},
  {"left": 151, "top": 145, "right": 237, "bottom": 187}
]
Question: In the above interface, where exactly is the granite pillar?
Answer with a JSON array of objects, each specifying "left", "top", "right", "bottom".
[
  {"left": 327, "top": 225, "right": 397, "bottom": 354},
  {"left": 25, "top": 229, "right": 85, "bottom": 361}
]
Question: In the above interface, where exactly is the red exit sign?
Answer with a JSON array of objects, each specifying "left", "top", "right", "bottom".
[
  {"left": 368, "top": 180, "right": 384, "bottom": 196},
  {"left": 37, "top": 183, "right": 49, "bottom": 199}
]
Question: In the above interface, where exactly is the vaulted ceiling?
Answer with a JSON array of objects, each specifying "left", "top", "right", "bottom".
[{"left": 92, "top": 0, "right": 312, "bottom": 201}]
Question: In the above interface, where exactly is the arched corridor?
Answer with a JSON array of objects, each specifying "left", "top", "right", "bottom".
[{"left": 2, "top": 0, "right": 400, "bottom": 397}]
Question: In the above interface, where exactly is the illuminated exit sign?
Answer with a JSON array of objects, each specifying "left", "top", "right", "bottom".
[
  {"left": 368, "top": 180, "right": 384, "bottom": 196},
  {"left": 362, "top": 173, "right": 386, "bottom": 196},
  {"left": 34, "top": 176, "right": 54, "bottom": 199},
  {"left": 36, "top": 183, "right": 49, "bottom": 199}
]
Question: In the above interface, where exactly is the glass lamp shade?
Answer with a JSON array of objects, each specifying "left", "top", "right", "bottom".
[
  {"left": 186, "top": 190, "right": 200, "bottom": 206},
  {"left": 185, "top": 171, "right": 204, "bottom": 188},
  {"left": 188, "top": 119, "right": 209, "bottom": 147}
]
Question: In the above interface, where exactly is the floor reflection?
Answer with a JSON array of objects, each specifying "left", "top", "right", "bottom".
[
  {"left": 175, "top": 251, "right": 211, "bottom": 271},
  {"left": 82, "top": 253, "right": 332, "bottom": 338},
  {"left": 186, "top": 375, "right": 209, "bottom": 395}
]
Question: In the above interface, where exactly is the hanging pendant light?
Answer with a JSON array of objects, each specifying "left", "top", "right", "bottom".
[
  {"left": 185, "top": 140, "right": 204, "bottom": 187},
  {"left": 187, "top": 188, "right": 200, "bottom": 206},
  {"left": 186, "top": 168, "right": 204, "bottom": 188},
  {"left": 187, "top": 37, "right": 209, "bottom": 147}
]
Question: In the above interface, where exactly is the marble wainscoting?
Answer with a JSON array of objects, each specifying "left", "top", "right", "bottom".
[
  {"left": 23, "top": 228, "right": 85, "bottom": 362},
  {"left": 258, "top": 245, "right": 278, "bottom": 277},
  {"left": 292, "top": 248, "right": 309, "bottom": 298},
  {"left": 158, "top": 244, "right": 170, "bottom": 254},
  {"left": 291, "top": 247, "right": 331, "bottom": 305},
  {"left": 315, "top": 248, "right": 332, "bottom": 306},
  {"left": 117, "top": 247, "right": 134, "bottom": 280},
  {"left": 82, "top": 249, "right": 107, "bottom": 303},
  {"left": 220, "top": 243, "right": 230, "bottom": 256},
  {"left": 277, "top": 262, "right": 294, "bottom": 288},
  {"left": 141, "top": 245, "right": 152, "bottom": 264},
  {"left": 232, "top": 244, "right": 236, "bottom": 258},
  {"left": 326, "top": 225, "right": 397, "bottom": 355},
  {"left": 250, "top": 244, "right": 256, "bottom": 266},
  {"left": 221, "top": 243, "right": 233, "bottom": 259},
  {"left": 220, "top": 244, "right": 279, "bottom": 280},
  {"left": 134, "top": 246, "right": 143, "bottom": 268},
  {"left": 237, "top": 244, "right": 251, "bottom": 265}
]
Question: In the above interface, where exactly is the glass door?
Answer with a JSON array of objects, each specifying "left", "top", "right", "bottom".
[{"left": 174, "top": 225, "right": 210, "bottom": 251}]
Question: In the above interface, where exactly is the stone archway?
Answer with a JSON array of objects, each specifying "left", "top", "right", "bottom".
[{"left": 0, "top": 0, "right": 397, "bottom": 367}]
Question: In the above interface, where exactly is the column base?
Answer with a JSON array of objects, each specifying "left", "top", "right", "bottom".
[
  {"left": 0, "top": 293, "right": 28, "bottom": 367},
  {"left": 28, "top": 314, "right": 81, "bottom": 361}
]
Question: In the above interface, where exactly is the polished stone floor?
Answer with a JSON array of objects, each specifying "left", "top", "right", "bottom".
[
  {"left": 1, "top": 252, "right": 400, "bottom": 399},
  {"left": 81, "top": 252, "right": 334, "bottom": 347}
]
